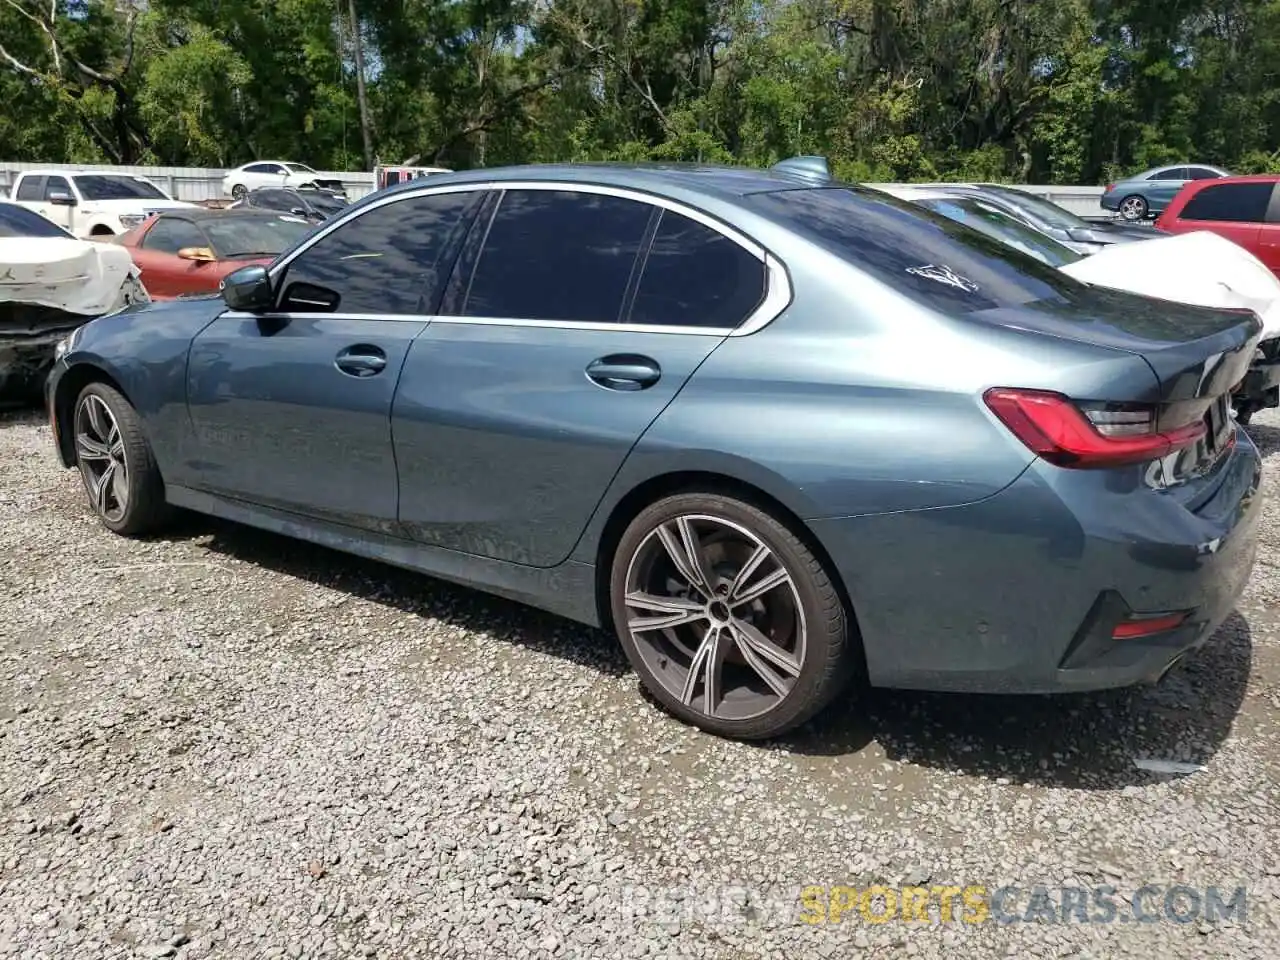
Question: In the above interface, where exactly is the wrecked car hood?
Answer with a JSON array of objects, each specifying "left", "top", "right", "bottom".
[
  {"left": 1061, "top": 229, "right": 1280, "bottom": 340},
  {"left": 0, "top": 236, "right": 139, "bottom": 316}
]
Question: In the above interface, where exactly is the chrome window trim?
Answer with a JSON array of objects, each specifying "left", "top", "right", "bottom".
[
  {"left": 217, "top": 310, "right": 737, "bottom": 337},
  {"left": 263, "top": 178, "right": 793, "bottom": 337}
]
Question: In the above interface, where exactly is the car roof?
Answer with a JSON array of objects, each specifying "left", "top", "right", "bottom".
[
  {"left": 1132, "top": 162, "right": 1230, "bottom": 177},
  {"left": 17, "top": 169, "right": 154, "bottom": 178},
  {"left": 875, "top": 185, "right": 988, "bottom": 201},
  {"left": 1183, "top": 173, "right": 1280, "bottom": 184},
  {"left": 150, "top": 207, "right": 305, "bottom": 222},
  {"left": 370, "top": 161, "right": 843, "bottom": 205}
]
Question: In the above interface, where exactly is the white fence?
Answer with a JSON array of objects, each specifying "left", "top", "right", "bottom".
[{"left": 0, "top": 161, "right": 1109, "bottom": 216}]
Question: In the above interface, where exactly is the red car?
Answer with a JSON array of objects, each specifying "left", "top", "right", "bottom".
[
  {"left": 1154, "top": 174, "right": 1280, "bottom": 276},
  {"left": 115, "top": 208, "right": 315, "bottom": 299}
]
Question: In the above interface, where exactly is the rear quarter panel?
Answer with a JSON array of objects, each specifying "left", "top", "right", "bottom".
[{"left": 570, "top": 244, "right": 1152, "bottom": 559}]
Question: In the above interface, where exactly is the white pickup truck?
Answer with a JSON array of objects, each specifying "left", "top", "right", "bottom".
[{"left": 7, "top": 169, "right": 198, "bottom": 239}]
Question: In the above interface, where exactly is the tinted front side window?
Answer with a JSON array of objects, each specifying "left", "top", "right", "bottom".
[
  {"left": 629, "top": 209, "right": 765, "bottom": 328},
  {"left": 1179, "top": 183, "right": 1274, "bottom": 223},
  {"left": 278, "top": 190, "right": 481, "bottom": 314},
  {"left": 749, "top": 187, "right": 1083, "bottom": 315},
  {"left": 143, "top": 218, "right": 208, "bottom": 253},
  {"left": 42, "top": 177, "right": 71, "bottom": 200},
  {"left": 1150, "top": 168, "right": 1186, "bottom": 181},
  {"left": 462, "top": 189, "right": 653, "bottom": 323}
]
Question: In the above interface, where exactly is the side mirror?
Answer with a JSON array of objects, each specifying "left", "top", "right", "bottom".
[
  {"left": 290, "top": 207, "right": 306, "bottom": 216},
  {"left": 48, "top": 191, "right": 77, "bottom": 206},
  {"left": 178, "top": 246, "right": 217, "bottom": 263},
  {"left": 220, "top": 264, "right": 273, "bottom": 311}
]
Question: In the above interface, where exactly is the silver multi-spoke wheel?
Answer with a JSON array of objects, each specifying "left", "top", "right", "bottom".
[
  {"left": 75, "top": 393, "right": 129, "bottom": 523},
  {"left": 623, "top": 514, "right": 808, "bottom": 722},
  {"left": 1119, "top": 196, "right": 1147, "bottom": 221}
]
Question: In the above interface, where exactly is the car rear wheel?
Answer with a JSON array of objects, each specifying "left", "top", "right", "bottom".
[
  {"left": 610, "top": 492, "right": 855, "bottom": 740},
  {"left": 1119, "top": 195, "right": 1148, "bottom": 221},
  {"left": 73, "top": 383, "right": 172, "bottom": 536},
  {"left": 231, "top": 183, "right": 247, "bottom": 200}
]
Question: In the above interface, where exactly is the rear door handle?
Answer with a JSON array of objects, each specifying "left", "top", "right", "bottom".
[
  {"left": 586, "top": 354, "right": 661, "bottom": 391},
  {"left": 335, "top": 344, "right": 387, "bottom": 378}
]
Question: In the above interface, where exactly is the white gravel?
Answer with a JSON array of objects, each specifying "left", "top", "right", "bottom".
[{"left": 1, "top": 405, "right": 1278, "bottom": 959}]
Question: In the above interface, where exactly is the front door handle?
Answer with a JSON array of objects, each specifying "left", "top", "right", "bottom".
[
  {"left": 586, "top": 354, "right": 661, "bottom": 391},
  {"left": 335, "top": 344, "right": 387, "bottom": 378}
]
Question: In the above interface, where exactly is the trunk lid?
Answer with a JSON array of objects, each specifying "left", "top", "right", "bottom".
[
  {"left": 980, "top": 285, "right": 1260, "bottom": 500},
  {"left": 982, "top": 284, "right": 1261, "bottom": 402}
]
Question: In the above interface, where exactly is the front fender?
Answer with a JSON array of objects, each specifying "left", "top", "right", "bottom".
[{"left": 49, "top": 298, "right": 222, "bottom": 481}]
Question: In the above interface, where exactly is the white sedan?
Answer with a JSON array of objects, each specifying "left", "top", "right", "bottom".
[
  {"left": 876, "top": 184, "right": 1280, "bottom": 422},
  {"left": 0, "top": 201, "right": 147, "bottom": 395},
  {"left": 221, "top": 162, "right": 347, "bottom": 200}
]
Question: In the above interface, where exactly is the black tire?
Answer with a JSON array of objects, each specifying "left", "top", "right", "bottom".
[
  {"left": 1119, "top": 195, "right": 1148, "bottom": 221},
  {"left": 231, "top": 183, "right": 248, "bottom": 200},
  {"left": 72, "top": 382, "right": 173, "bottom": 536},
  {"left": 609, "top": 492, "right": 856, "bottom": 740}
]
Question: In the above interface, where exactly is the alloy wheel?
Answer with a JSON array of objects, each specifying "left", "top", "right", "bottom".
[
  {"left": 1119, "top": 196, "right": 1146, "bottom": 220},
  {"left": 75, "top": 394, "right": 129, "bottom": 523},
  {"left": 623, "top": 514, "right": 807, "bottom": 721}
]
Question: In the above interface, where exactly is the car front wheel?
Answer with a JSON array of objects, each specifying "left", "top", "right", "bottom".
[
  {"left": 610, "top": 492, "right": 855, "bottom": 740},
  {"left": 72, "top": 383, "right": 172, "bottom": 536},
  {"left": 231, "top": 183, "right": 247, "bottom": 200}
]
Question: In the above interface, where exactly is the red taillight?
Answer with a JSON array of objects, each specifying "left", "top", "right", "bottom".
[
  {"left": 1111, "top": 611, "right": 1190, "bottom": 640},
  {"left": 983, "top": 388, "right": 1207, "bottom": 469},
  {"left": 1105, "top": 183, "right": 1115, "bottom": 193}
]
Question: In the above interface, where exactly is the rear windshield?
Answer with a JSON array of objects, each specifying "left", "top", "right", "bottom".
[
  {"left": 307, "top": 193, "right": 348, "bottom": 214},
  {"left": 977, "top": 186, "right": 1085, "bottom": 230},
  {"left": 0, "top": 202, "right": 73, "bottom": 238},
  {"left": 913, "top": 197, "right": 1082, "bottom": 268},
  {"left": 74, "top": 175, "right": 169, "bottom": 201},
  {"left": 749, "top": 186, "right": 1086, "bottom": 314}
]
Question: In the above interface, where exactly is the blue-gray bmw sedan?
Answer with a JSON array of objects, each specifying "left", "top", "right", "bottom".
[{"left": 44, "top": 159, "right": 1263, "bottom": 740}]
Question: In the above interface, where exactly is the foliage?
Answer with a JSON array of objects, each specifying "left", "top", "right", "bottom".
[{"left": 0, "top": 0, "right": 1278, "bottom": 183}]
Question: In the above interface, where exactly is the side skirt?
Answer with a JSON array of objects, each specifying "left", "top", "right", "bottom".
[{"left": 165, "top": 485, "right": 603, "bottom": 628}]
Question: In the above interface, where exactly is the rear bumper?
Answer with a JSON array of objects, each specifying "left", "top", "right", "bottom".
[{"left": 809, "top": 428, "right": 1262, "bottom": 694}]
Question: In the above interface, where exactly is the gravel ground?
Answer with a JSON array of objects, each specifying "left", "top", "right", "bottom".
[{"left": 1, "top": 405, "right": 1278, "bottom": 960}]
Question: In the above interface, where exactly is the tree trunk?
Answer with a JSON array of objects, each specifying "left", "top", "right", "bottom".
[{"left": 347, "top": 0, "right": 375, "bottom": 170}]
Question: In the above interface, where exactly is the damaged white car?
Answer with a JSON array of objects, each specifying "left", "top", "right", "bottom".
[
  {"left": 0, "top": 201, "right": 148, "bottom": 398},
  {"left": 876, "top": 185, "right": 1280, "bottom": 424}
]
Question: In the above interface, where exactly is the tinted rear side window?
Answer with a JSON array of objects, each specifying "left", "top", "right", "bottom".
[
  {"left": 462, "top": 189, "right": 653, "bottom": 323},
  {"left": 628, "top": 210, "right": 765, "bottom": 328},
  {"left": 14, "top": 177, "right": 43, "bottom": 201},
  {"left": 277, "top": 190, "right": 482, "bottom": 314},
  {"left": 1179, "top": 182, "right": 1274, "bottom": 223},
  {"left": 749, "top": 187, "right": 1082, "bottom": 315}
]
